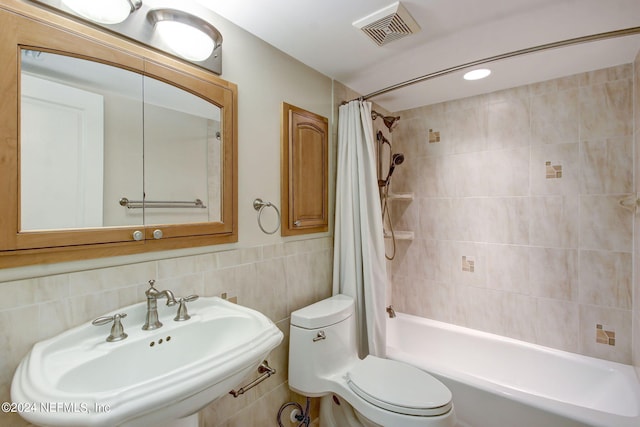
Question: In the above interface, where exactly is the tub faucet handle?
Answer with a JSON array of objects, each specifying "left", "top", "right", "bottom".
[
  {"left": 92, "top": 313, "right": 128, "bottom": 342},
  {"left": 386, "top": 305, "right": 396, "bottom": 318},
  {"left": 174, "top": 295, "right": 199, "bottom": 321}
]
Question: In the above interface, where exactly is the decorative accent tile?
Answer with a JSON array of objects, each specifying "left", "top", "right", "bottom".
[
  {"left": 428, "top": 128, "right": 440, "bottom": 143},
  {"left": 579, "top": 304, "right": 630, "bottom": 363},
  {"left": 462, "top": 256, "right": 475, "bottom": 272},
  {"left": 545, "top": 161, "right": 562, "bottom": 178},
  {"left": 596, "top": 324, "right": 616, "bottom": 346},
  {"left": 530, "top": 143, "right": 579, "bottom": 195}
]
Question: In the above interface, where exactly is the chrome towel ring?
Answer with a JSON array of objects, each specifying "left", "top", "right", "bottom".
[{"left": 253, "top": 198, "right": 280, "bottom": 234}]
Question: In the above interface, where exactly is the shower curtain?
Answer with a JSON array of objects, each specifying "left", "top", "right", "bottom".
[{"left": 333, "top": 100, "right": 387, "bottom": 358}]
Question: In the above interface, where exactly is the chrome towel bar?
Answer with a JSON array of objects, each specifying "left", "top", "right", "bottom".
[
  {"left": 229, "top": 360, "right": 276, "bottom": 398},
  {"left": 119, "top": 197, "right": 207, "bottom": 209}
]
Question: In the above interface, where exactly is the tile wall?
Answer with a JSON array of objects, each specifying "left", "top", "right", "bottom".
[
  {"left": 389, "top": 63, "right": 636, "bottom": 364},
  {"left": 0, "top": 237, "right": 333, "bottom": 426}
]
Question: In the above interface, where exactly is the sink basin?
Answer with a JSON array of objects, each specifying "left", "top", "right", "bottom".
[{"left": 12, "top": 297, "right": 283, "bottom": 427}]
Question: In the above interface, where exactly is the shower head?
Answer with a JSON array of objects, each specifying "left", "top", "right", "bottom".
[
  {"left": 387, "top": 152, "right": 405, "bottom": 180},
  {"left": 392, "top": 153, "right": 405, "bottom": 166},
  {"left": 372, "top": 110, "right": 401, "bottom": 132},
  {"left": 379, "top": 152, "right": 405, "bottom": 187},
  {"left": 383, "top": 115, "right": 401, "bottom": 132}
]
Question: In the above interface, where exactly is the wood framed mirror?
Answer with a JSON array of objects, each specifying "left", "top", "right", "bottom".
[{"left": 0, "top": 4, "right": 237, "bottom": 267}]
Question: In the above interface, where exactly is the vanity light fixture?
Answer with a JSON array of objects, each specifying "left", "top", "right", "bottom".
[
  {"left": 61, "top": 0, "right": 142, "bottom": 25},
  {"left": 27, "top": 0, "right": 224, "bottom": 74},
  {"left": 148, "top": 9, "right": 223, "bottom": 62},
  {"left": 463, "top": 68, "right": 492, "bottom": 81}
]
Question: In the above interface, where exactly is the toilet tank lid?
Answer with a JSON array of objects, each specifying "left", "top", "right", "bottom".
[{"left": 291, "top": 294, "right": 354, "bottom": 329}]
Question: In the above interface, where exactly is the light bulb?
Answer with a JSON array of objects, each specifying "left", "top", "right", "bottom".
[
  {"left": 62, "top": 0, "right": 134, "bottom": 25},
  {"left": 463, "top": 68, "right": 492, "bottom": 81},
  {"left": 155, "top": 20, "right": 215, "bottom": 62}
]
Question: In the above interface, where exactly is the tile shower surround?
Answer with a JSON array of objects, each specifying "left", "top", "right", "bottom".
[
  {"left": 389, "top": 63, "right": 637, "bottom": 366},
  {"left": 0, "top": 237, "right": 333, "bottom": 426}
]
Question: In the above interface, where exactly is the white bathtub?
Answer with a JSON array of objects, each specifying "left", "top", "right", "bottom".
[{"left": 386, "top": 313, "right": 640, "bottom": 427}]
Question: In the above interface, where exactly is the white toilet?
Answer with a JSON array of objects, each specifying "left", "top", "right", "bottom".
[{"left": 289, "top": 294, "right": 455, "bottom": 427}]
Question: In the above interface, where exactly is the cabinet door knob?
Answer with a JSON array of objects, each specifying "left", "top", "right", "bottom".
[
  {"left": 132, "top": 230, "right": 144, "bottom": 241},
  {"left": 153, "top": 229, "right": 163, "bottom": 239}
]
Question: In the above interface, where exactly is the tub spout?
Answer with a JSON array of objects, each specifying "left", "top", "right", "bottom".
[{"left": 386, "top": 305, "right": 396, "bottom": 318}]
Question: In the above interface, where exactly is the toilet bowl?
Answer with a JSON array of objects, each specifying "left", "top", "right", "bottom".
[{"left": 289, "top": 295, "right": 455, "bottom": 427}]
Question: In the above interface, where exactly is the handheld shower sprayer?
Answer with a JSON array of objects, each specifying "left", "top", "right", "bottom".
[
  {"left": 387, "top": 153, "right": 405, "bottom": 180},
  {"left": 379, "top": 152, "right": 405, "bottom": 187},
  {"left": 373, "top": 111, "right": 403, "bottom": 261},
  {"left": 377, "top": 130, "right": 389, "bottom": 146}
]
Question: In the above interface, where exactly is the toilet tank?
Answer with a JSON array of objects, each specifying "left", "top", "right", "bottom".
[{"left": 289, "top": 295, "right": 358, "bottom": 396}]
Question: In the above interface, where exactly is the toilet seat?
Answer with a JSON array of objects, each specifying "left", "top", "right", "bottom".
[{"left": 346, "top": 356, "right": 452, "bottom": 417}]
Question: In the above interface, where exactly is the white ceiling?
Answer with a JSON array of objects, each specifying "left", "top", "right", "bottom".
[{"left": 194, "top": 0, "right": 640, "bottom": 112}]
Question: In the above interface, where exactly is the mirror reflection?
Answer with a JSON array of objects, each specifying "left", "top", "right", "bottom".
[
  {"left": 142, "top": 77, "right": 221, "bottom": 226},
  {"left": 20, "top": 50, "right": 222, "bottom": 232}
]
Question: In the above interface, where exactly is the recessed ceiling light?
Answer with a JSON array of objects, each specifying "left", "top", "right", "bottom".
[{"left": 463, "top": 68, "right": 491, "bottom": 81}]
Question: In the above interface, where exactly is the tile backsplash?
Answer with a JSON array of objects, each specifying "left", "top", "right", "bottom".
[{"left": 390, "top": 63, "right": 635, "bottom": 365}]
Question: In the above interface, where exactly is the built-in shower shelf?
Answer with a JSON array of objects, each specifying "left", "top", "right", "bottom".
[
  {"left": 388, "top": 192, "right": 414, "bottom": 201},
  {"left": 384, "top": 231, "right": 414, "bottom": 240},
  {"left": 383, "top": 193, "right": 413, "bottom": 241}
]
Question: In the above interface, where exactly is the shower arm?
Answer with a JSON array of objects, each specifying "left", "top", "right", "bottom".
[
  {"left": 356, "top": 26, "right": 640, "bottom": 102},
  {"left": 372, "top": 110, "right": 400, "bottom": 132}
]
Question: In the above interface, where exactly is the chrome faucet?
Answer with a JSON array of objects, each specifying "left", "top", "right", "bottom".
[{"left": 142, "top": 280, "right": 177, "bottom": 330}]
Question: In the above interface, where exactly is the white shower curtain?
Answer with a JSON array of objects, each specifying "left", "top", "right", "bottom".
[{"left": 333, "top": 100, "right": 387, "bottom": 358}]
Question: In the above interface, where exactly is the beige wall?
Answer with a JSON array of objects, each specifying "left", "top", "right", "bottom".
[
  {"left": 634, "top": 50, "right": 640, "bottom": 379},
  {"left": 0, "top": 4, "right": 334, "bottom": 426},
  {"left": 390, "top": 63, "right": 635, "bottom": 365}
]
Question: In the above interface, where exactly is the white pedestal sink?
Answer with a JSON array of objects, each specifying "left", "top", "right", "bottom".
[{"left": 12, "top": 297, "right": 283, "bottom": 427}]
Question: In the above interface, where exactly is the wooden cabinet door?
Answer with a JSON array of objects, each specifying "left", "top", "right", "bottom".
[{"left": 281, "top": 103, "right": 328, "bottom": 236}]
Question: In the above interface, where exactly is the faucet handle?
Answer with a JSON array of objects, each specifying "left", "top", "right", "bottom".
[
  {"left": 174, "top": 295, "right": 199, "bottom": 321},
  {"left": 92, "top": 313, "right": 128, "bottom": 342}
]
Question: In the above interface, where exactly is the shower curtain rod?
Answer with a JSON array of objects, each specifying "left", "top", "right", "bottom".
[{"left": 359, "top": 26, "right": 640, "bottom": 102}]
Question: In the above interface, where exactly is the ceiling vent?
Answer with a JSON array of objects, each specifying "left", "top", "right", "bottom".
[{"left": 353, "top": 1, "right": 421, "bottom": 47}]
